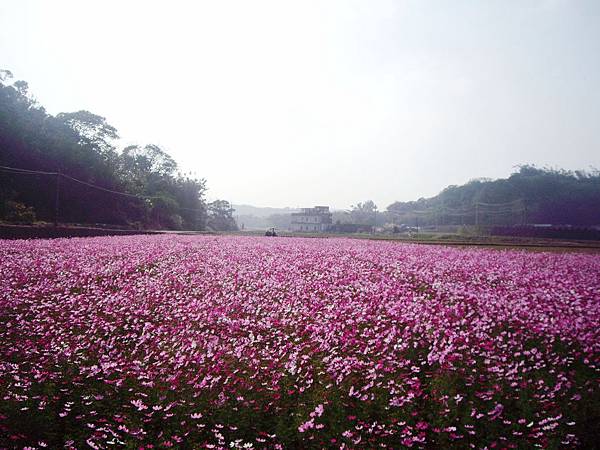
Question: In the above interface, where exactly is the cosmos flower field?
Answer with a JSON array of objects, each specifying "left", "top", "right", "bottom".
[{"left": 1, "top": 236, "right": 599, "bottom": 449}]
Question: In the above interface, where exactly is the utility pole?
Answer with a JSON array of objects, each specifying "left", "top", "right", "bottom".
[
  {"left": 475, "top": 203, "right": 479, "bottom": 227},
  {"left": 54, "top": 171, "right": 61, "bottom": 227}
]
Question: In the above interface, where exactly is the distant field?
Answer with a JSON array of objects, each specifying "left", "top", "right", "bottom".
[
  {"left": 1, "top": 235, "right": 599, "bottom": 448},
  {"left": 235, "top": 229, "right": 600, "bottom": 253}
]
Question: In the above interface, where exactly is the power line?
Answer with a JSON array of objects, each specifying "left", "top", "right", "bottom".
[
  {"left": 387, "top": 198, "right": 527, "bottom": 227},
  {"left": 0, "top": 165, "right": 58, "bottom": 176},
  {"left": 475, "top": 199, "right": 523, "bottom": 207},
  {"left": 0, "top": 164, "right": 206, "bottom": 214},
  {"left": 1, "top": 165, "right": 160, "bottom": 200},
  {"left": 440, "top": 206, "right": 475, "bottom": 213},
  {"left": 60, "top": 173, "right": 161, "bottom": 200},
  {"left": 479, "top": 209, "right": 525, "bottom": 215},
  {"left": 478, "top": 208, "right": 524, "bottom": 214},
  {"left": 443, "top": 212, "right": 475, "bottom": 217}
]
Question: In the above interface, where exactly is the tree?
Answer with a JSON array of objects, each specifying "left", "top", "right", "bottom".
[
  {"left": 56, "top": 111, "right": 119, "bottom": 161},
  {"left": 207, "top": 200, "right": 238, "bottom": 231},
  {"left": 120, "top": 144, "right": 177, "bottom": 180},
  {"left": 0, "top": 69, "right": 13, "bottom": 82},
  {"left": 386, "top": 166, "right": 600, "bottom": 226},
  {"left": 0, "top": 70, "right": 208, "bottom": 230},
  {"left": 350, "top": 200, "right": 378, "bottom": 225},
  {"left": 173, "top": 177, "right": 207, "bottom": 230}
]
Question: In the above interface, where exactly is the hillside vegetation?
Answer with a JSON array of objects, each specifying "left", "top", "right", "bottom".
[
  {"left": 0, "top": 70, "right": 236, "bottom": 231},
  {"left": 387, "top": 167, "right": 600, "bottom": 227}
]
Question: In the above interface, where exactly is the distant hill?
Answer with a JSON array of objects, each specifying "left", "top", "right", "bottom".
[
  {"left": 232, "top": 204, "right": 298, "bottom": 218},
  {"left": 231, "top": 205, "right": 299, "bottom": 231},
  {"left": 387, "top": 166, "right": 600, "bottom": 227}
]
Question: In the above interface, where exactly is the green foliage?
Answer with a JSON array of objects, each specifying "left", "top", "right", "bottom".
[
  {"left": 387, "top": 166, "right": 600, "bottom": 226},
  {"left": 207, "top": 200, "right": 238, "bottom": 231},
  {"left": 0, "top": 70, "right": 207, "bottom": 230},
  {"left": 350, "top": 200, "right": 379, "bottom": 225},
  {"left": 3, "top": 200, "right": 36, "bottom": 223}
]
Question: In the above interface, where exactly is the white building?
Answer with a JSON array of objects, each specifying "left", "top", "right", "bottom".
[{"left": 290, "top": 206, "right": 333, "bottom": 232}]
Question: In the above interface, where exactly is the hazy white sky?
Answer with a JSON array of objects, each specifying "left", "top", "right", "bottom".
[{"left": 1, "top": 0, "right": 599, "bottom": 209}]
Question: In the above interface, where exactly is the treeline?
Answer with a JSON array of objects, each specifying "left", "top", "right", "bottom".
[
  {"left": 329, "top": 169, "right": 600, "bottom": 231},
  {"left": 236, "top": 167, "right": 600, "bottom": 233},
  {"left": 387, "top": 166, "right": 600, "bottom": 227},
  {"left": 0, "top": 70, "right": 236, "bottom": 231}
]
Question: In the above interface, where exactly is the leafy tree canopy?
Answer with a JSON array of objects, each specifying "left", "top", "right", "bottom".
[
  {"left": 387, "top": 166, "right": 600, "bottom": 226},
  {"left": 0, "top": 70, "right": 207, "bottom": 230}
]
